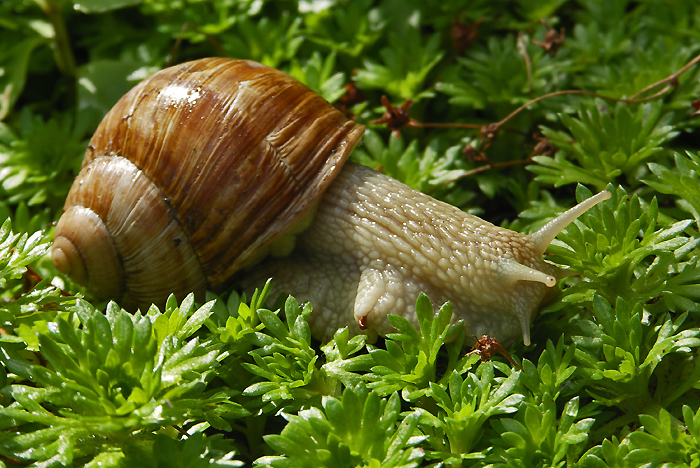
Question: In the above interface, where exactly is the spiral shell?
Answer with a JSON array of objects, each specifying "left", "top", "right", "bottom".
[{"left": 52, "top": 58, "right": 364, "bottom": 310}]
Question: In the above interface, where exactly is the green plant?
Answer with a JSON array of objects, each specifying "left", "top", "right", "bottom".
[{"left": 3, "top": 0, "right": 700, "bottom": 466}]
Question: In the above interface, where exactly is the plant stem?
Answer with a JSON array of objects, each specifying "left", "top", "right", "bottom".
[{"left": 36, "top": 0, "right": 77, "bottom": 78}]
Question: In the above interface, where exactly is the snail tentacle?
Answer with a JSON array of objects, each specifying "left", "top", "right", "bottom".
[
  {"left": 529, "top": 190, "right": 611, "bottom": 256},
  {"left": 497, "top": 258, "right": 557, "bottom": 287}
]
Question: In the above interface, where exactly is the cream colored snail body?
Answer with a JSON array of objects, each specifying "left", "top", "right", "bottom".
[{"left": 51, "top": 57, "right": 609, "bottom": 345}]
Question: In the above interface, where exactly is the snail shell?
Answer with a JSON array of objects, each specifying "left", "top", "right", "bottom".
[{"left": 52, "top": 58, "right": 363, "bottom": 310}]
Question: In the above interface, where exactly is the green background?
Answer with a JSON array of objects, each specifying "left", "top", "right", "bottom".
[{"left": 1, "top": 0, "right": 700, "bottom": 466}]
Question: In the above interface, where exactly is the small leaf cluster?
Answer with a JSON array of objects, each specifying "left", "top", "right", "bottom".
[
  {"left": 1, "top": 294, "right": 247, "bottom": 466},
  {"left": 531, "top": 102, "right": 678, "bottom": 190},
  {"left": 0, "top": 219, "right": 74, "bottom": 352},
  {"left": 0, "top": 219, "right": 47, "bottom": 288},
  {"left": 540, "top": 184, "right": 700, "bottom": 319},
  {"left": 424, "top": 362, "right": 523, "bottom": 460},
  {"left": 258, "top": 385, "right": 424, "bottom": 468},
  {"left": 581, "top": 406, "right": 700, "bottom": 468},
  {"left": 364, "top": 295, "right": 461, "bottom": 399},
  {"left": 240, "top": 296, "right": 325, "bottom": 412},
  {"left": 646, "top": 151, "right": 700, "bottom": 227},
  {"left": 351, "top": 130, "right": 475, "bottom": 206},
  {"left": 577, "top": 295, "right": 700, "bottom": 407},
  {"left": 0, "top": 112, "right": 85, "bottom": 209}
]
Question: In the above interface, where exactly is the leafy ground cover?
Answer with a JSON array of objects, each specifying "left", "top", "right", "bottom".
[{"left": 2, "top": 0, "right": 700, "bottom": 466}]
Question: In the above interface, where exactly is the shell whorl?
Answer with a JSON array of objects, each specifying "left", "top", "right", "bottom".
[
  {"left": 53, "top": 156, "right": 207, "bottom": 309},
  {"left": 52, "top": 58, "right": 364, "bottom": 309}
]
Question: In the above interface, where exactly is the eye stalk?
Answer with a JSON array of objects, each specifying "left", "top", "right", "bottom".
[{"left": 529, "top": 190, "right": 612, "bottom": 256}]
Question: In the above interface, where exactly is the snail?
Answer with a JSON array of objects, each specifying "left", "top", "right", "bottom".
[{"left": 51, "top": 57, "right": 610, "bottom": 345}]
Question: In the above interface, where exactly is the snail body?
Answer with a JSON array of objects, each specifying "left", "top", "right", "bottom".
[
  {"left": 52, "top": 58, "right": 609, "bottom": 345},
  {"left": 246, "top": 161, "right": 609, "bottom": 344}
]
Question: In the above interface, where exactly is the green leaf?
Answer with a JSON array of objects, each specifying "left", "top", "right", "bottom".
[
  {"left": 73, "top": 0, "right": 143, "bottom": 14},
  {"left": 531, "top": 102, "right": 677, "bottom": 189},
  {"left": 645, "top": 151, "right": 700, "bottom": 228},
  {"left": 0, "top": 36, "right": 47, "bottom": 120},
  {"left": 258, "top": 384, "right": 424, "bottom": 467},
  {"left": 356, "top": 26, "right": 443, "bottom": 101},
  {"left": 366, "top": 296, "right": 461, "bottom": 399},
  {"left": 0, "top": 297, "right": 245, "bottom": 465}
]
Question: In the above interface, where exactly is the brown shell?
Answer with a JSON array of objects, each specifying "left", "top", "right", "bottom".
[{"left": 56, "top": 58, "right": 364, "bottom": 308}]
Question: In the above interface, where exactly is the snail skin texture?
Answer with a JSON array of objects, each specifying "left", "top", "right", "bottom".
[{"left": 52, "top": 57, "right": 610, "bottom": 346}]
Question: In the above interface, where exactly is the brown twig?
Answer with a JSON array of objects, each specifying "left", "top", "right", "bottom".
[
  {"left": 172, "top": 424, "right": 189, "bottom": 436},
  {"left": 23, "top": 265, "right": 43, "bottom": 293},
  {"left": 336, "top": 83, "right": 364, "bottom": 119},
  {"left": 495, "top": 50, "right": 700, "bottom": 129},
  {"left": 370, "top": 50, "right": 700, "bottom": 178},
  {"left": 517, "top": 33, "right": 533, "bottom": 89},
  {"left": 0, "top": 453, "right": 28, "bottom": 466},
  {"left": 408, "top": 121, "right": 482, "bottom": 130},
  {"left": 451, "top": 17, "right": 484, "bottom": 55},
  {"left": 496, "top": 90, "right": 616, "bottom": 128},
  {"left": 532, "top": 20, "right": 565, "bottom": 57},
  {"left": 441, "top": 158, "right": 534, "bottom": 185},
  {"left": 371, "top": 96, "right": 418, "bottom": 137},
  {"left": 628, "top": 52, "right": 700, "bottom": 100}
]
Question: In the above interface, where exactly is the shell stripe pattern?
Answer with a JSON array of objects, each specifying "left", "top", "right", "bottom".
[
  {"left": 73, "top": 58, "right": 363, "bottom": 304},
  {"left": 54, "top": 57, "right": 612, "bottom": 344}
]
